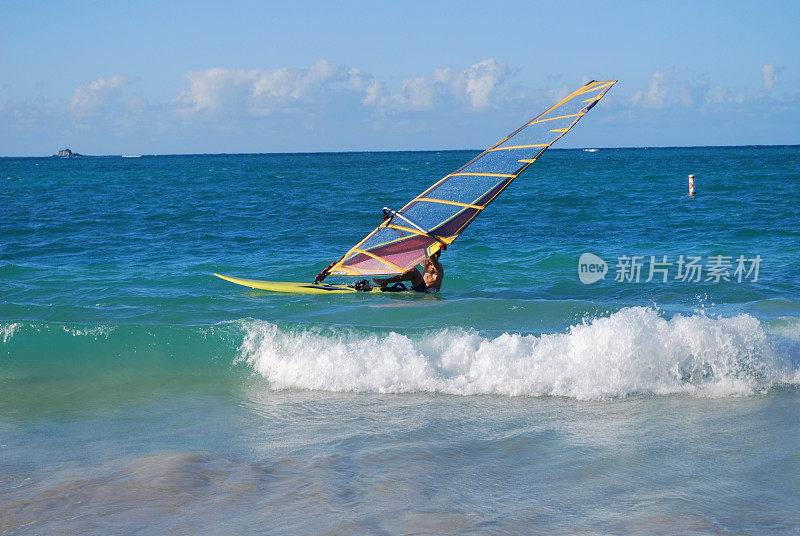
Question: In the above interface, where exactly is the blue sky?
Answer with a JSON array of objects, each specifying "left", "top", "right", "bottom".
[{"left": 1, "top": 0, "right": 798, "bottom": 156}]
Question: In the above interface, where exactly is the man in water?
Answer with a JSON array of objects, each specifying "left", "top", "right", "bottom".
[{"left": 372, "top": 250, "right": 443, "bottom": 293}]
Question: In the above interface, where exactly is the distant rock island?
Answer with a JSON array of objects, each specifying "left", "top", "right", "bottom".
[{"left": 54, "top": 148, "right": 82, "bottom": 158}]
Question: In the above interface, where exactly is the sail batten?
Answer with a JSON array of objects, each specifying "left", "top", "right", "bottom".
[
  {"left": 446, "top": 172, "right": 517, "bottom": 178},
  {"left": 415, "top": 198, "right": 484, "bottom": 210},
  {"left": 325, "top": 80, "right": 617, "bottom": 279},
  {"left": 487, "top": 143, "right": 549, "bottom": 152},
  {"left": 528, "top": 112, "right": 583, "bottom": 125}
]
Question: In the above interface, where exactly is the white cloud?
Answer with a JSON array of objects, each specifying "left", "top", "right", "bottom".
[
  {"left": 373, "top": 59, "right": 510, "bottom": 114},
  {"left": 631, "top": 70, "right": 755, "bottom": 110},
  {"left": 761, "top": 63, "right": 779, "bottom": 91},
  {"left": 178, "top": 68, "right": 252, "bottom": 111},
  {"left": 632, "top": 69, "right": 673, "bottom": 109},
  {"left": 382, "top": 75, "right": 436, "bottom": 111},
  {"left": 704, "top": 86, "right": 745, "bottom": 106},
  {"left": 362, "top": 79, "right": 384, "bottom": 106},
  {"left": 462, "top": 59, "right": 508, "bottom": 109},
  {"left": 673, "top": 76, "right": 711, "bottom": 109},
  {"left": 706, "top": 86, "right": 729, "bottom": 105},
  {"left": 7, "top": 59, "right": 800, "bottom": 156},
  {"left": 70, "top": 74, "right": 135, "bottom": 114},
  {"left": 177, "top": 60, "right": 373, "bottom": 115},
  {"left": 174, "top": 59, "right": 511, "bottom": 119}
]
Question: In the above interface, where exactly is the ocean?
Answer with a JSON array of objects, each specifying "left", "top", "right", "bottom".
[{"left": 1, "top": 147, "right": 799, "bottom": 534}]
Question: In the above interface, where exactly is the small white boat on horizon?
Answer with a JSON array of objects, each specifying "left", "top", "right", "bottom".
[{"left": 121, "top": 154, "right": 142, "bottom": 158}]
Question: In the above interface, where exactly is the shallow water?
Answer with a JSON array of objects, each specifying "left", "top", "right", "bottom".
[{"left": 2, "top": 389, "right": 798, "bottom": 534}]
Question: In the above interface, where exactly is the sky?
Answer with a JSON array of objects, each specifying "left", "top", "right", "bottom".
[{"left": 1, "top": 0, "right": 798, "bottom": 156}]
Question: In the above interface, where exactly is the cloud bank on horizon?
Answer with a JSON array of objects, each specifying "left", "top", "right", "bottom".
[{"left": 1, "top": 58, "right": 796, "bottom": 156}]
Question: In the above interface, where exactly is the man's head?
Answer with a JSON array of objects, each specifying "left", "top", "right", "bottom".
[{"left": 427, "top": 249, "right": 442, "bottom": 264}]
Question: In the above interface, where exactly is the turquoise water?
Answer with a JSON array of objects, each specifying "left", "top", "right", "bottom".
[{"left": 2, "top": 147, "right": 799, "bottom": 533}]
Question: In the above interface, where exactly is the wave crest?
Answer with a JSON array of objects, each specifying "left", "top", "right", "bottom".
[{"left": 237, "top": 307, "right": 798, "bottom": 399}]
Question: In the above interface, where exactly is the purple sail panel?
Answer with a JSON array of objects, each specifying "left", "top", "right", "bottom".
[
  {"left": 342, "top": 253, "right": 397, "bottom": 275},
  {"left": 431, "top": 207, "right": 480, "bottom": 238},
  {"left": 342, "top": 235, "right": 436, "bottom": 274},
  {"left": 369, "top": 235, "right": 435, "bottom": 271}
]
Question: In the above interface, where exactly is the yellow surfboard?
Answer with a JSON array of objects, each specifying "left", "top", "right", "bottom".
[{"left": 213, "top": 273, "right": 389, "bottom": 294}]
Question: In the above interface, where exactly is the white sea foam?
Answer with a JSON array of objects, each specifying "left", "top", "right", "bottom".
[
  {"left": 60, "top": 325, "right": 115, "bottom": 339},
  {"left": 1, "top": 322, "right": 21, "bottom": 343},
  {"left": 237, "top": 307, "right": 799, "bottom": 400},
  {"left": 1, "top": 322, "right": 115, "bottom": 343}
]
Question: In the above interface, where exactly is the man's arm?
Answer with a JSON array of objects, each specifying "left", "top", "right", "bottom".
[{"left": 372, "top": 268, "right": 422, "bottom": 287}]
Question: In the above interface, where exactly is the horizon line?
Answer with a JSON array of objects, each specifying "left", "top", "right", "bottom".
[{"left": 2, "top": 143, "right": 799, "bottom": 159}]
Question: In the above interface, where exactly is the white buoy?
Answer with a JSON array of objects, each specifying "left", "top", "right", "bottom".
[{"left": 688, "top": 174, "right": 695, "bottom": 196}]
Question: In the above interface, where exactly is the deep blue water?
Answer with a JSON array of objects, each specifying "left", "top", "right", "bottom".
[{"left": 1, "top": 147, "right": 799, "bottom": 534}]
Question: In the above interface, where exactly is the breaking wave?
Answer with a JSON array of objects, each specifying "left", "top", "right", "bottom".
[
  {"left": 238, "top": 307, "right": 800, "bottom": 399},
  {"left": 3, "top": 308, "right": 799, "bottom": 400}
]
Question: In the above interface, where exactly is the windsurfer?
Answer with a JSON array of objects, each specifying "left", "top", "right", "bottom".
[{"left": 372, "top": 250, "right": 443, "bottom": 293}]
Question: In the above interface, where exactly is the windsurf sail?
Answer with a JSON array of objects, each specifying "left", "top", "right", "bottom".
[{"left": 319, "top": 79, "right": 617, "bottom": 280}]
